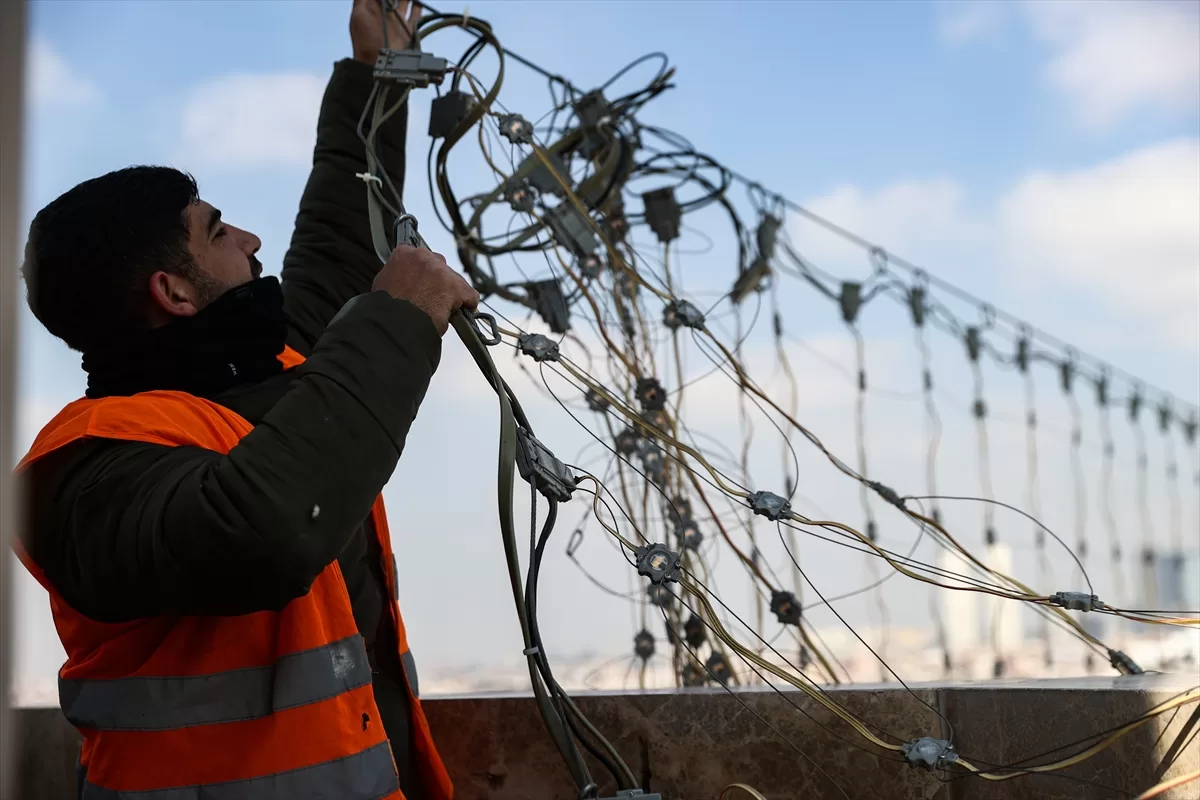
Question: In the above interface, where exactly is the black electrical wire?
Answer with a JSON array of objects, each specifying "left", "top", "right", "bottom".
[
  {"left": 773, "top": 522, "right": 956, "bottom": 743},
  {"left": 405, "top": 24, "right": 1200, "bottom": 792}
]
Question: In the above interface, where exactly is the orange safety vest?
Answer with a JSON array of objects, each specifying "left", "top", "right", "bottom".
[{"left": 13, "top": 346, "right": 452, "bottom": 800}]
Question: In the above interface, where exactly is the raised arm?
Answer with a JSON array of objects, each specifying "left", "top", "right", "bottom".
[{"left": 281, "top": 0, "right": 422, "bottom": 355}]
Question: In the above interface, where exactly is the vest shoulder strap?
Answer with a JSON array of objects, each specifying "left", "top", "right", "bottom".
[
  {"left": 21, "top": 345, "right": 307, "bottom": 469},
  {"left": 19, "top": 391, "right": 255, "bottom": 470}
]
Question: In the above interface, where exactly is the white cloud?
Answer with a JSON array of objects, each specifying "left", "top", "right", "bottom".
[
  {"left": 794, "top": 139, "right": 1200, "bottom": 350},
  {"left": 1022, "top": 0, "right": 1200, "bottom": 130},
  {"left": 793, "top": 178, "right": 984, "bottom": 280},
  {"left": 999, "top": 138, "right": 1200, "bottom": 348},
  {"left": 178, "top": 72, "right": 325, "bottom": 168},
  {"left": 937, "top": 1, "right": 1200, "bottom": 131},
  {"left": 27, "top": 38, "right": 100, "bottom": 110},
  {"left": 937, "top": 1, "right": 1009, "bottom": 44}
]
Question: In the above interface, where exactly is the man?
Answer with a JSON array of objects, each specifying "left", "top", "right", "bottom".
[{"left": 15, "top": 1, "right": 477, "bottom": 798}]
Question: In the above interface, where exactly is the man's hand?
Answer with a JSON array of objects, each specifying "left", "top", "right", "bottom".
[
  {"left": 350, "top": 0, "right": 421, "bottom": 65},
  {"left": 373, "top": 245, "right": 480, "bottom": 336}
]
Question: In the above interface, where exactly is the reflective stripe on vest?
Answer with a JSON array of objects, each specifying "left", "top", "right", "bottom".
[
  {"left": 14, "top": 355, "right": 454, "bottom": 800},
  {"left": 402, "top": 650, "right": 419, "bottom": 699},
  {"left": 80, "top": 741, "right": 398, "bottom": 800},
  {"left": 61, "top": 635, "right": 371, "bottom": 732}
]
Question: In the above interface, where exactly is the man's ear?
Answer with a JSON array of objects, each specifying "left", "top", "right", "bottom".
[{"left": 148, "top": 270, "right": 201, "bottom": 318}]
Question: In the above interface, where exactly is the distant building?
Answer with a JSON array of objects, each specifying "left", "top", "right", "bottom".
[{"left": 1142, "top": 548, "right": 1198, "bottom": 611}]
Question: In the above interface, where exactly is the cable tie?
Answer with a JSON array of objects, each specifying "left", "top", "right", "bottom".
[
  {"left": 523, "top": 646, "right": 540, "bottom": 656},
  {"left": 355, "top": 172, "right": 383, "bottom": 187}
]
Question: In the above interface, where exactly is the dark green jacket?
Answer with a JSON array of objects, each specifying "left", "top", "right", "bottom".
[{"left": 23, "top": 59, "right": 435, "bottom": 798}]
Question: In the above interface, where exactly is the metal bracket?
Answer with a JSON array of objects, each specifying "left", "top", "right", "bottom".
[{"left": 515, "top": 429, "right": 576, "bottom": 502}]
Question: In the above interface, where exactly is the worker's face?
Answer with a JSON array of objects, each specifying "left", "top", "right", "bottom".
[
  {"left": 148, "top": 199, "right": 263, "bottom": 319},
  {"left": 185, "top": 200, "right": 263, "bottom": 302}
]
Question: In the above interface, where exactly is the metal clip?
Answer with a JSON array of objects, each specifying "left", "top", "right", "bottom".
[
  {"left": 467, "top": 312, "right": 501, "bottom": 346},
  {"left": 395, "top": 214, "right": 423, "bottom": 248},
  {"left": 566, "top": 528, "right": 585, "bottom": 557}
]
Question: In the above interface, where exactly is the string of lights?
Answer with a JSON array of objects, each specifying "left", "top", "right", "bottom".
[{"left": 359, "top": 3, "right": 1200, "bottom": 794}]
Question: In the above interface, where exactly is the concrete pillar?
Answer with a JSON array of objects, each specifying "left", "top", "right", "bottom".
[
  {"left": 1, "top": 0, "right": 30, "bottom": 796},
  {"left": 985, "top": 542, "right": 1024, "bottom": 658},
  {"left": 937, "top": 547, "right": 980, "bottom": 670}
]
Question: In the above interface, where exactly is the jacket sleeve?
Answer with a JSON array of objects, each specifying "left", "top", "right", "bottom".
[
  {"left": 23, "top": 293, "right": 440, "bottom": 622},
  {"left": 280, "top": 58, "right": 409, "bottom": 357}
]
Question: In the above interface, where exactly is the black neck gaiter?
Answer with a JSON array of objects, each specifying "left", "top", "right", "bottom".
[{"left": 82, "top": 277, "right": 289, "bottom": 399}]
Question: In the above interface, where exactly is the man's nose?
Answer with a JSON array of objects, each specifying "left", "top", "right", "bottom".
[{"left": 238, "top": 228, "right": 262, "bottom": 255}]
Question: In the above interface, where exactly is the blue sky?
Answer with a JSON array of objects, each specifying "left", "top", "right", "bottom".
[{"left": 13, "top": 1, "right": 1200, "bottom": 697}]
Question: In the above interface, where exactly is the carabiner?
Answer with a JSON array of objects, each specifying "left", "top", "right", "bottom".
[
  {"left": 395, "top": 214, "right": 423, "bottom": 248},
  {"left": 468, "top": 311, "right": 502, "bottom": 346}
]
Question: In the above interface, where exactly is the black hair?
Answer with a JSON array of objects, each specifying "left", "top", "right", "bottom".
[{"left": 22, "top": 165, "right": 202, "bottom": 353}]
